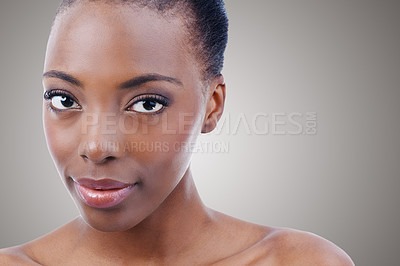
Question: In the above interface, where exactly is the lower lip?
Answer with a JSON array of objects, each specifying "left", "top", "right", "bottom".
[{"left": 74, "top": 182, "right": 135, "bottom": 209}]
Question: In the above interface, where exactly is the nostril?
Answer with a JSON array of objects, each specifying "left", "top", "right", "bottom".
[
  {"left": 80, "top": 154, "right": 116, "bottom": 164},
  {"left": 78, "top": 141, "right": 123, "bottom": 163},
  {"left": 104, "top": 156, "right": 116, "bottom": 162},
  {"left": 94, "top": 156, "right": 116, "bottom": 164}
]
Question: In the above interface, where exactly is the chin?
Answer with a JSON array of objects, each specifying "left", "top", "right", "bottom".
[
  {"left": 74, "top": 200, "right": 146, "bottom": 232},
  {"left": 80, "top": 211, "right": 144, "bottom": 232},
  {"left": 85, "top": 219, "right": 135, "bottom": 233}
]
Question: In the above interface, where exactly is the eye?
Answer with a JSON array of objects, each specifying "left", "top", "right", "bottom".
[
  {"left": 131, "top": 100, "right": 163, "bottom": 113},
  {"left": 50, "top": 95, "right": 79, "bottom": 110},
  {"left": 128, "top": 95, "right": 169, "bottom": 114},
  {"left": 44, "top": 90, "right": 80, "bottom": 111}
]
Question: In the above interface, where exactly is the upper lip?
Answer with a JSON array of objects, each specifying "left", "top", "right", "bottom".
[{"left": 72, "top": 178, "right": 134, "bottom": 190}]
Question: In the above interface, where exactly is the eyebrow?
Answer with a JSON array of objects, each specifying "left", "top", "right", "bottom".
[
  {"left": 42, "top": 70, "right": 183, "bottom": 89},
  {"left": 42, "top": 70, "right": 83, "bottom": 87},
  {"left": 119, "top": 73, "right": 183, "bottom": 89}
]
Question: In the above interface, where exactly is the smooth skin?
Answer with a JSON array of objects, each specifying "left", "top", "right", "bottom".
[{"left": 0, "top": 2, "right": 354, "bottom": 265}]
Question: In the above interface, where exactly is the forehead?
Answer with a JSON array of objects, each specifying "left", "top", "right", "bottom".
[{"left": 45, "top": 2, "right": 193, "bottom": 84}]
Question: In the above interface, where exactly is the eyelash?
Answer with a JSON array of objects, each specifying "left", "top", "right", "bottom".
[
  {"left": 44, "top": 90, "right": 169, "bottom": 114},
  {"left": 127, "top": 94, "right": 169, "bottom": 114},
  {"left": 43, "top": 89, "right": 80, "bottom": 113}
]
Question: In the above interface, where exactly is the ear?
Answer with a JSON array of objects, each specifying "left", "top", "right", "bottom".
[{"left": 201, "top": 74, "right": 226, "bottom": 134}]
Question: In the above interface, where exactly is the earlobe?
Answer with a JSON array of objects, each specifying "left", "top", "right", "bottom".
[{"left": 201, "top": 75, "right": 226, "bottom": 134}]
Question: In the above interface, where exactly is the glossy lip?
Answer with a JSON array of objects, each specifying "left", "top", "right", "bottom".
[{"left": 72, "top": 178, "right": 137, "bottom": 209}]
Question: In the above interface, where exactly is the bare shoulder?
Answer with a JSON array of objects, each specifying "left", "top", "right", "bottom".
[
  {"left": 0, "top": 218, "right": 82, "bottom": 266},
  {"left": 260, "top": 227, "right": 355, "bottom": 265},
  {"left": 0, "top": 246, "right": 39, "bottom": 266},
  {"left": 211, "top": 221, "right": 354, "bottom": 266},
  {"left": 209, "top": 212, "right": 353, "bottom": 265}
]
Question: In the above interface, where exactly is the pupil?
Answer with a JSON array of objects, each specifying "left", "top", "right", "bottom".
[
  {"left": 61, "top": 96, "right": 74, "bottom": 108},
  {"left": 143, "top": 100, "right": 157, "bottom": 111}
]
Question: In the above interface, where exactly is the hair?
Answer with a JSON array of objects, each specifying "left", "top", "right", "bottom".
[{"left": 55, "top": 0, "right": 229, "bottom": 83}]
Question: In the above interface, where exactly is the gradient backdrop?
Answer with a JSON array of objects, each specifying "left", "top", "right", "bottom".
[{"left": 1, "top": 1, "right": 399, "bottom": 265}]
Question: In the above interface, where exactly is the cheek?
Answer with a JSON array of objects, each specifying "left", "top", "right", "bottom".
[
  {"left": 43, "top": 108, "right": 81, "bottom": 175},
  {"left": 123, "top": 104, "right": 204, "bottom": 184},
  {"left": 125, "top": 113, "right": 201, "bottom": 169}
]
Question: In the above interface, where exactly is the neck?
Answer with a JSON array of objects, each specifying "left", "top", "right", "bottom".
[{"left": 76, "top": 167, "right": 213, "bottom": 261}]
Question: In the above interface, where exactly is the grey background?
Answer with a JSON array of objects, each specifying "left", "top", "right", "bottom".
[{"left": 0, "top": 1, "right": 399, "bottom": 265}]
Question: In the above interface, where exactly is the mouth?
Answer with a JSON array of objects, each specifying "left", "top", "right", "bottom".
[{"left": 72, "top": 178, "right": 138, "bottom": 209}]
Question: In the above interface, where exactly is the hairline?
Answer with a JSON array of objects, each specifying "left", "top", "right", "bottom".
[{"left": 52, "top": 0, "right": 213, "bottom": 90}]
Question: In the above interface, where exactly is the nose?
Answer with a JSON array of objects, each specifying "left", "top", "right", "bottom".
[
  {"left": 79, "top": 141, "right": 123, "bottom": 164},
  {"left": 78, "top": 114, "right": 124, "bottom": 164}
]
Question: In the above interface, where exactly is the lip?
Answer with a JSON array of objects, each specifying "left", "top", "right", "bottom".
[{"left": 73, "top": 178, "right": 136, "bottom": 209}]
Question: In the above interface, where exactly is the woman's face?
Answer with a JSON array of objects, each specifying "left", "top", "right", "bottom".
[{"left": 43, "top": 3, "right": 208, "bottom": 231}]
